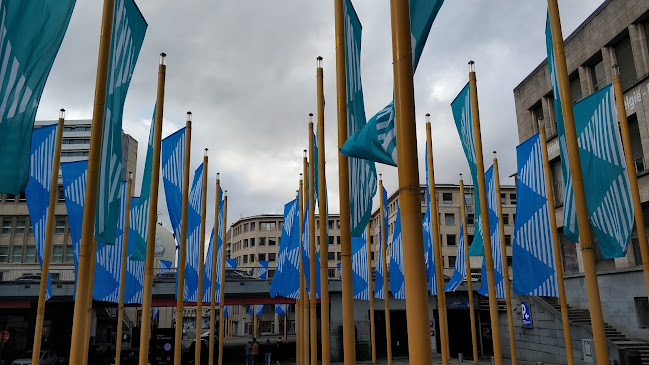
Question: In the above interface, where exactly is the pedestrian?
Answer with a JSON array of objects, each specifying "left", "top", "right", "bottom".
[
  {"left": 245, "top": 341, "right": 252, "bottom": 365},
  {"left": 264, "top": 339, "right": 272, "bottom": 365},
  {"left": 251, "top": 337, "right": 260, "bottom": 365},
  {"left": 275, "top": 337, "right": 283, "bottom": 365}
]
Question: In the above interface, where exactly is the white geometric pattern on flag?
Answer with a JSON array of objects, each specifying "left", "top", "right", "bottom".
[
  {"left": 161, "top": 129, "right": 185, "bottom": 239},
  {"left": 351, "top": 233, "right": 370, "bottom": 300},
  {"left": 487, "top": 172, "right": 506, "bottom": 298},
  {"left": 125, "top": 257, "right": 144, "bottom": 304},
  {"left": 444, "top": 222, "right": 466, "bottom": 292},
  {"left": 94, "top": 182, "right": 126, "bottom": 302}
]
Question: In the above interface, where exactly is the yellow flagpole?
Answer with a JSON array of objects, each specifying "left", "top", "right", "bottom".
[
  {"left": 194, "top": 151, "right": 209, "bottom": 365},
  {"left": 468, "top": 60, "right": 503, "bottom": 365},
  {"left": 388, "top": 1, "right": 432, "bottom": 363},
  {"left": 218, "top": 191, "right": 229, "bottom": 365},
  {"left": 539, "top": 125, "right": 575, "bottom": 365},
  {"left": 175, "top": 113, "right": 192, "bottom": 365},
  {"left": 547, "top": 3, "right": 608, "bottom": 364},
  {"left": 378, "top": 177, "right": 392, "bottom": 365},
  {"left": 82, "top": 243, "right": 98, "bottom": 365},
  {"left": 492, "top": 154, "right": 517, "bottom": 365},
  {"left": 459, "top": 177, "right": 479, "bottom": 364},
  {"left": 209, "top": 176, "right": 221, "bottom": 365},
  {"left": 308, "top": 120, "right": 317, "bottom": 365},
  {"left": 284, "top": 310, "right": 287, "bottom": 341},
  {"left": 425, "top": 118, "right": 450, "bottom": 365},
  {"left": 68, "top": 1, "right": 115, "bottom": 363},
  {"left": 114, "top": 173, "right": 133, "bottom": 365},
  {"left": 334, "top": 1, "right": 356, "bottom": 363},
  {"left": 139, "top": 53, "right": 168, "bottom": 365},
  {"left": 366, "top": 224, "right": 376, "bottom": 364},
  {"left": 254, "top": 306, "right": 258, "bottom": 338},
  {"left": 31, "top": 110, "right": 65, "bottom": 365},
  {"left": 316, "top": 56, "right": 331, "bottom": 365},
  {"left": 613, "top": 67, "right": 649, "bottom": 300}
]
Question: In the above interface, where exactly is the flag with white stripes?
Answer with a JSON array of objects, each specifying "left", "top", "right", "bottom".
[
  {"left": 341, "top": 0, "right": 444, "bottom": 167},
  {"left": 125, "top": 198, "right": 145, "bottom": 304},
  {"left": 445, "top": 213, "right": 467, "bottom": 292},
  {"left": 248, "top": 304, "right": 264, "bottom": 317},
  {"left": 301, "top": 200, "right": 321, "bottom": 299},
  {"left": 451, "top": 82, "right": 485, "bottom": 257},
  {"left": 25, "top": 124, "right": 58, "bottom": 300},
  {"left": 158, "top": 260, "right": 173, "bottom": 274},
  {"left": 374, "top": 187, "right": 388, "bottom": 299},
  {"left": 95, "top": 0, "right": 147, "bottom": 244},
  {"left": 61, "top": 160, "right": 89, "bottom": 298},
  {"left": 477, "top": 166, "right": 506, "bottom": 298},
  {"left": 162, "top": 127, "right": 186, "bottom": 243},
  {"left": 214, "top": 192, "right": 225, "bottom": 301},
  {"left": 574, "top": 84, "right": 633, "bottom": 258},
  {"left": 512, "top": 133, "right": 558, "bottom": 297},
  {"left": 545, "top": 13, "right": 578, "bottom": 243},
  {"left": 275, "top": 304, "right": 288, "bottom": 316},
  {"left": 226, "top": 259, "right": 237, "bottom": 269},
  {"left": 129, "top": 108, "right": 155, "bottom": 261},
  {"left": 389, "top": 206, "right": 405, "bottom": 299},
  {"left": 256, "top": 260, "right": 269, "bottom": 279},
  {"left": 0, "top": 0, "right": 75, "bottom": 194},
  {"left": 183, "top": 163, "right": 204, "bottom": 302},
  {"left": 223, "top": 305, "right": 229, "bottom": 318},
  {"left": 93, "top": 181, "right": 127, "bottom": 302},
  {"left": 202, "top": 228, "right": 215, "bottom": 304},
  {"left": 423, "top": 145, "right": 437, "bottom": 295},
  {"left": 351, "top": 233, "right": 370, "bottom": 300},
  {"left": 270, "top": 197, "right": 300, "bottom": 298}
]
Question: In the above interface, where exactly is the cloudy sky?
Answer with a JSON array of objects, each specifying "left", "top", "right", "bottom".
[{"left": 36, "top": 0, "right": 603, "bottom": 233}]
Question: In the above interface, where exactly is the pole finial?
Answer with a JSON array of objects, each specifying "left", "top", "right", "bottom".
[
  {"left": 129, "top": 171, "right": 133, "bottom": 180},
  {"left": 317, "top": 56, "right": 323, "bottom": 68},
  {"left": 204, "top": 148, "right": 208, "bottom": 156},
  {"left": 186, "top": 111, "right": 192, "bottom": 122},
  {"left": 217, "top": 172, "right": 220, "bottom": 180},
  {"left": 612, "top": 64, "right": 620, "bottom": 76},
  {"left": 425, "top": 113, "right": 431, "bottom": 123},
  {"left": 59, "top": 109, "right": 66, "bottom": 119},
  {"left": 493, "top": 151, "right": 497, "bottom": 159},
  {"left": 159, "top": 53, "right": 167, "bottom": 65},
  {"left": 468, "top": 60, "right": 475, "bottom": 72}
]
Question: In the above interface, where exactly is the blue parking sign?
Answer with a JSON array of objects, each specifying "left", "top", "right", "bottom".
[{"left": 521, "top": 302, "right": 532, "bottom": 327}]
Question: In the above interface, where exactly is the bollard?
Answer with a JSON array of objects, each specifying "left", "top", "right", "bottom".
[{"left": 458, "top": 353, "right": 464, "bottom": 363}]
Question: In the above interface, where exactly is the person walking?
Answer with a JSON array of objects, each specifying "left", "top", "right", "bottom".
[
  {"left": 274, "top": 337, "right": 283, "bottom": 365},
  {"left": 264, "top": 339, "right": 272, "bottom": 365},
  {"left": 251, "top": 337, "right": 260, "bottom": 365},
  {"left": 245, "top": 340, "right": 252, "bottom": 365}
]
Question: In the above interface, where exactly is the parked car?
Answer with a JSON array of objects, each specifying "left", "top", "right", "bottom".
[
  {"left": 13, "top": 274, "right": 41, "bottom": 282},
  {"left": 224, "top": 269, "right": 253, "bottom": 279},
  {"left": 11, "top": 350, "right": 61, "bottom": 365}
]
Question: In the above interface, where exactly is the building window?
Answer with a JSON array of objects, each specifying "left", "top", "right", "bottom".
[
  {"left": 0, "top": 246, "right": 8, "bottom": 262},
  {"left": 328, "top": 220, "right": 335, "bottom": 229},
  {"left": 259, "top": 237, "right": 266, "bottom": 246},
  {"left": 268, "top": 253, "right": 276, "bottom": 262},
  {"left": 468, "top": 235, "right": 474, "bottom": 245},
  {"left": 507, "top": 257, "right": 513, "bottom": 268},
  {"left": 337, "top": 252, "right": 341, "bottom": 260},
  {"left": 467, "top": 214, "right": 475, "bottom": 225},
  {"left": 55, "top": 219, "right": 66, "bottom": 234},
  {"left": 329, "top": 236, "right": 335, "bottom": 246},
  {"left": 591, "top": 58, "right": 606, "bottom": 91},
  {"left": 243, "top": 256, "right": 248, "bottom": 264},
  {"left": 258, "top": 253, "right": 265, "bottom": 261},
  {"left": 243, "top": 239, "right": 248, "bottom": 248},
  {"left": 448, "top": 256, "right": 456, "bottom": 268},
  {"left": 530, "top": 101, "right": 543, "bottom": 132},
  {"left": 249, "top": 254, "right": 254, "bottom": 263},
  {"left": 464, "top": 193, "right": 473, "bottom": 205},
  {"left": 500, "top": 193, "right": 507, "bottom": 204},
  {"left": 510, "top": 194, "right": 516, "bottom": 204},
  {"left": 447, "top": 234, "right": 456, "bottom": 246},
  {"left": 250, "top": 222, "right": 256, "bottom": 231},
  {"left": 251, "top": 238, "right": 256, "bottom": 247},
  {"left": 268, "top": 237, "right": 277, "bottom": 246},
  {"left": 628, "top": 114, "right": 645, "bottom": 174},
  {"left": 337, "top": 220, "right": 340, "bottom": 229},
  {"left": 1, "top": 220, "right": 11, "bottom": 234},
  {"left": 442, "top": 193, "right": 453, "bottom": 204},
  {"left": 634, "top": 297, "right": 649, "bottom": 328},
  {"left": 550, "top": 160, "right": 563, "bottom": 206},
  {"left": 244, "top": 223, "right": 249, "bottom": 233},
  {"left": 328, "top": 252, "right": 335, "bottom": 261},
  {"left": 19, "top": 191, "right": 26, "bottom": 202},
  {"left": 444, "top": 213, "right": 455, "bottom": 226},
  {"left": 615, "top": 35, "right": 637, "bottom": 90},
  {"left": 371, "top": 252, "right": 375, "bottom": 261},
  {"left": 11, "top": 245, "right": 23, "bottom": 262},
  {"left": 260, "top": 222, "right": 276, "bottom": 231},
  {"left": 65, "top": 245, "right": 74, "bottom": 262},
  {"left": 52, "top": 245, "right": 63, "bottom": 262},
  {"left": 15, "top": 219, "right": 25, "bottom": 234},
  {"left": 505, "top": 235, "right": 512, "bottom": 246},
  {"left": 24, "top": 246, "right": 36, "bottom": 263},
  {"left": 5, "top": 194, "right": 15, "bottom": 203},
  {"left": 502, "top": 214, "right": 509, "bottom": 225},
  {"left": 569, "top": 73, "right": 582, "bottom": 102}
]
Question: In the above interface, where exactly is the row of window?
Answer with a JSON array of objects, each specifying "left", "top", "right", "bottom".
[
  {"left": 1, "top": 217, "right": 67, "bottom": 235},
  {"left": 0, "top": 244, "right": 74, "bottom": 263},
  {"left": 387, "top": 192, "right": 517, "bottom": 217},
  {"left": 238, "top": 252, "right": 277, "bottom": 265},
  {"left": 231, "top": 236, "right": 279, "bottom": 252},
  {"left": 62, "top": 126, "right": 91, "bottom": 132},
  {"left": 62, "top": 138, "right": 90, "bottom": 145}
]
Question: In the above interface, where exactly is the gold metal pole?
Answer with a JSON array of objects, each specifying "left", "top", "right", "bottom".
[
  {"left": 114, "top": 173, "right": 133, "bottom": 365},
  {"left": 378, "top": 177, "right": 392, "bottom": 365},
  {"left": 547, "top": 3, "right": 608, "bottom": 365},
  {"left": 459, "top": 177, "right": 479, "bottom": 364},
  {"left": 308, "top": 121, "right": 317, "bottom": 365},
  {"left": 389, "top": 2, "right": 432, "bottom": 363},
  {"left": 334, "top": 1, "right": 356, "bottom": 363},
  {"left": 492, "top": 154, "right": 517, "bottom": 365},
  {"left": 175, "top": 114, "right": 192, "bottom": 365},
  {"left": 68, "top": 1, "right": 114, "bottom": 363},
  {"left": 209, "top": 176, "right": 221, "bottom": 365},
  {"left": 218, "top": 191, "right": 228, "bottom": 365},
  {"left": 284, "top": 309, "right": 288, "bottom": 341},
  {"left": 303, "top": 153, "right": 311, "bottom": 365},
  {"left": 613, "top": 68, "right": 649, "bottom": 300},
  {"left": 539, "top": 125, "right": 575, "bottom": 365},
  {"left": 366, "top": 224, "right": 376, "bottom": 364},
  {"left": 468, "top": 60, "right": 503, "bottom": 365},
  {"left": 296, "top": 186, "right": 302, "bottom": 365},
  {"left": 82, "top": 241, "right": 98, "bottom": 365},
  {"left": 193, "top": 151, "right": 209, "bottom": 365},
  {"left": 31, "top": 111, "right": 65, "bottom": 365},
  {"left": 426, "top": 118, "right": 450, "bottom": 365},
  {"left": 139, "top": 53, "right": 168, "bottom": 365},
  {"left": 316, "top": 57, "right": 331, "bottom": 365}
]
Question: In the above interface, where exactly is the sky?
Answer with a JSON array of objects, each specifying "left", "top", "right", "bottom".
[{"left": 36, "top": 0, "right": 604, "bottom": 235}]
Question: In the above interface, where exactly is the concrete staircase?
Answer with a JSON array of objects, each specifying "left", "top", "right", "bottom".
[{"left": 543, "top": 297, "right": 649, "bottom": 365}]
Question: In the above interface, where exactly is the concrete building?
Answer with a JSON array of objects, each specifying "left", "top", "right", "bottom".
[{"left": 513, "top": 0, "right": 649, "bottom": 362}]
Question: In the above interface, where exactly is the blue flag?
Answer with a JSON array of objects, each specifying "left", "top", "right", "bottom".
[
  {"left": 95, "top": 0, "right": 147, "bottom": 243},
  {"left": 423, "top": 146, "right": 437, "bottom": 295},
  {"left": 248, "top": 304, "right": 264, "bottom": 317},
  {"left": 0, "top": 1, "right": 75, "bottom": 194},
  {"left": 129, "top": 108, "right": 155, "bottom": 261},
  {"left": 451, "top": 82, "right": 485, "bottom": 256},
  {"left": 61, "top": 160, "right": 89, "bottom": 298},
  {"left": 256, "top": 260, "right": 269, "bottom": 279},
  {"left": 202, "top": 228, "right": 215, "bottom": 304},
  {"left": 214, "top": 193, "right": 225, "bottom": 301},
  {"left": 341, "top": 0, "right": 444, "bottom": 167},
  {"left": 374, "top": 187, "right": 388, "bottom": 299},
  {"left": 93, "top": 181, "right": 127, "bottom": 302},
  {"left": 270, "top": 198, "right": 300, "bottom": 298},
  {"left": 202, "top": 193, "right": 224, "bottom": 303},
  {"left": 184, "top": 163, "right": 204, "bottom": 302},
  {"left": 25, "top": 124, "right": 58, "bottom": 300},
  {"left": 275, "top": 304, "right": 288, "bottom": 316},
  {"left": 162, "top": 127, "right": 186, "bottom": 242},
  {"left": 512, "top": 133, "right": 558, "bottom": 297},
  {"left": 351, "top": 234, "right": 370, "bottom": 300},
  {"left": 389, "top": 206, "right": 405, "bottom": 299},
  {"left": 124, "top": 199, "right": 145, "bottom": 304},
  {"left": 223, "top": 306, "right": 229, "bottom": 318},
  {"left": 226, "top": 259, "right": 237, "bottom": 269},
  {"left": 158, "top": 260, "right": 173, "bottom": 274},
  {"left": 444, "top": 218, "right": 467, "bottom": 293},
  {"left": 477, "top": 166, "right": 506, "bottom": 298},
  {"left": 301, "top": 200, "right": 322, "bottom": 299}
]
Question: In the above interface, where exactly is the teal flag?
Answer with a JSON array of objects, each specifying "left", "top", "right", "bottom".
[
  {"left": 545, "top": 13, "right": 578, "bottom": 243},
  {"left": 451, "top": 83, "right": 484, "bottom": 256},
  {"left": 341, "top": 0, "right": 444, "bottom": 167},
  {"left": 0, "top": 0, "right": 75, "bottom": 194},
  {"left": 340, "top": 0, "right": 377, "bottom": 237},
  {"left": 129, "top": 108, "right": 155, "bottom": 261},
  {"left": 95, "top": 0, "right": 147, "bottom": 243}
]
